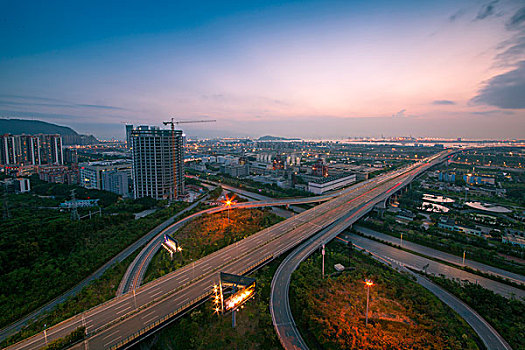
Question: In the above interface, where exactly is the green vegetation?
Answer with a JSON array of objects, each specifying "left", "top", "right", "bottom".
[
  {"left": 429, "top": 275, "right": 525, "bottom": 349},
  {"left": 144, "top": 208, "right": 284, "bottom": 283},
  {"left": 42, "top": 327, "right": 85, "bottom": 350},
  {"left": 360, "top": 168, "right": 525, "bottom": 276},
  {"left": 0, "top": 251, "right": 137, "bottom": 348},
  {"left": 0, "top": 179, "right": 191, "bottom": 329},
  {"left": 290, "top": 242, "right": 482, "bottom": 349},
  {"left": 137, "top": 257, "right": 284, "bottom": 349}
]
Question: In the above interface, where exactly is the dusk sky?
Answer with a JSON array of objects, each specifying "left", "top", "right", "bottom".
[{"left": 1, "top": 0, "right": 524, "bottom": 140}]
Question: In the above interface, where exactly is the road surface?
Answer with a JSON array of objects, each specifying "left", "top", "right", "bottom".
[
  {"left": 354, "top": 225, "right": 525, "bottom": 286},
  {"left": 348, "top": 234, "right": 524, "bottom": 299},
  {"left": 269, "top": 156, "right": 437, "bottom": 350}
]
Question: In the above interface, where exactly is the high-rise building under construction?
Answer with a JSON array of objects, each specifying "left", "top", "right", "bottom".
[{"left": 130, "top": 125, "right": 184, "bottom": 200}]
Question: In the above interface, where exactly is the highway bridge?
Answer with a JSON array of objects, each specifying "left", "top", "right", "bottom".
[
  {"left": 7, "top": 151, "right": 452, "bottom": 350},
  {"left": 116, "top": 182, "right": 349, "bottom": 296}
]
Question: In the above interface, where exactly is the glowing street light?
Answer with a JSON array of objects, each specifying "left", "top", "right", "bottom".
[
  {"left": 222, "top": 195, "right": 236, "bottom": 222},
  {"left": 365, "top": 279, "right": 374, "bottom": 326}
]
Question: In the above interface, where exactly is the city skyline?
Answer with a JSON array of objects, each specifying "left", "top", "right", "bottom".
[{"left": 1, "top": 0, "right": 524, "bottom": 139}]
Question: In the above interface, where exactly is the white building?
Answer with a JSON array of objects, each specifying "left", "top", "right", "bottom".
[
  {"left": 102, "top": 171, "right": 129, "bottom": 197},
  {"left": 308, "top": 173, "right": 357, "bottom": 195},
  {"left": 79, "top": 161, "right": 131, "bottom": 191},
  {"left": 131, "top": 126, "right": 184, "bottom": 200}
]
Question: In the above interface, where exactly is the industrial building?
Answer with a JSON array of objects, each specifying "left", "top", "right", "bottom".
[
  {"left": 131, "top": 125, "right": 184, "bottom": 200},
  {"left": 308, "top": 173, "right": 356, "bottom": 194}
]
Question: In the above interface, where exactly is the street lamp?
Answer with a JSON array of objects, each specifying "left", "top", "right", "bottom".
[
  {"left": 225, "top": 199, "right": 232, "bottom": 222},
  {"left": 321, "top": 244, "right": 325, "bottom": 279},
  {"left": 364, "top": 279, "right": 374, "bottom": 326},
  {"left": 43, "top": 324, "right": 48, "bottom": 345}
]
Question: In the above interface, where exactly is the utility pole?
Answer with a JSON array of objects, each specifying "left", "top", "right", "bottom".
[
  {"left": 321, "top": 244, "right": 325, "bottom": 279},
  {"left": 70, "top": 189, "right": 80, "bottom": 221},
  {"left": 365, "top": 280, "right": 373, "bottom": 326}
]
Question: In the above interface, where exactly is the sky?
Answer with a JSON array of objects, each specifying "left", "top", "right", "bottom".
[{"left": 0, "top": 0, "right": 524, "bottom": 140}]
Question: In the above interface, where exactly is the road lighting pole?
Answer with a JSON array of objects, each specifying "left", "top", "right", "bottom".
[
  {"left": 365, "top": 279, "right": 373, "bottom": 326},
  {"left": 321, "top": 244, "right": 325, "bottom": 279},
  {"left": 133, "top": 289, "right": 137, "bottom": 309},
  {"left": 400, "top": 233, "right": 403, "bottom": 247},
  {"left": 43, "top": 324, "right": 48, "bottom": 345},
  {"left": 462, "top": 250, "right": 466, "bottom": 266}
]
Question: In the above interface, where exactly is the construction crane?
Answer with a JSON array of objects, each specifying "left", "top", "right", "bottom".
[{"left": 162, "top": 118, "right": 216, "bottom": 200}]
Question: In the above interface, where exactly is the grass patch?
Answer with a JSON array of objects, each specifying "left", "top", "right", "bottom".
[{"left": 290, "top": 242, "right": 483, "bottom": 349}]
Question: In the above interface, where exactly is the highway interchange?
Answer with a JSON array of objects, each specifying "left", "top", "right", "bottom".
[
  {"left": 269, "top": 152, "right": 519, "bottom": 350},
  {"left": 270, "top": 152, "right": 446, "bottom": 350},
  {"left": 5, "top": 149, "right": 520, "bottom": 350}
]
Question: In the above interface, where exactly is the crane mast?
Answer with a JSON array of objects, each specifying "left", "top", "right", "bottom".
[{"left": 162, "top": 118, "right": 216, "bottom": 200}]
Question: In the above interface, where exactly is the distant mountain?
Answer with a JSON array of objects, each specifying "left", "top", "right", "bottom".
[
  {"left": 0, "top": 118, "right": 98, "bottom": 145},
  {"left": 258, "top": 135, "right": 301, "bottom": 141}
]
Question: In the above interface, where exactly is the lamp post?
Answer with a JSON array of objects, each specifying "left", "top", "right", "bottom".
[
  {"left": 225, "top": 199, "right": 232, "bottom": 222},
  {"left": 400, "top": 233, "right": 403, "bottom": 247},
  {"left": 321, "top": 244, "right": 325, "bottom": 279},
  {"left": 365, "top": 279, "right": 374, "bottom": 326},
  {"left": 43, "top": 324, "right": 48, "bottom": 345}
]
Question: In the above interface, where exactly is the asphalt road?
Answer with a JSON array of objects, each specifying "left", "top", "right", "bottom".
[
  {"left": 6, "top": 152, "right": 450, "bottom": 349},
  {"left": 354, "top": 225, "right": 525, "bottom": 286},
  {"left": 406, "top": 270, "right": 512, "bottom": 350},
  {"left": 269, "top": 151, "right": 517, "bottom": 350}
]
